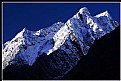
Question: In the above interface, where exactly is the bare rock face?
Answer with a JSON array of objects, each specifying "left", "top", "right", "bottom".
[{"left": 2, "top": 7, "right": 119, "bottom": 79}]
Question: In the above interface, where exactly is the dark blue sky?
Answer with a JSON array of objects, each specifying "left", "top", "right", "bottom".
[{"left": 3, "top": 3, "right": 120, "bottom": 43}]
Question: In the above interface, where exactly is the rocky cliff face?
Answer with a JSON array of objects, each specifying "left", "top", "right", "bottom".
[{"left": 2, "top": 7, "right": 119, "bottom": 79}]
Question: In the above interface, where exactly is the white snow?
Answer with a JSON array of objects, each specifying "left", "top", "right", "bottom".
[
  {"left": 34, "top": 30, "right": 41, "bottom": 36},
  {"left": 47, "top": 24, "right": 71, "bottom": 55},
  {"left": 95, "top": 11, "right": 109, "bottom": 18}
]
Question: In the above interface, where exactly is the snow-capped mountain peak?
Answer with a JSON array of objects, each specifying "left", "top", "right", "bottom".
[
  {"left": 79, "top": 7, "right": 91, "bottom": 16},
  {"left": 95, "top": 11, "right": 110, "bottom": 18},
  {"left": 47, "top": 7, "right": 119, "bottom": 56},
  {"left": 2, "top": 7, "right": 119, "bottom": 70}
]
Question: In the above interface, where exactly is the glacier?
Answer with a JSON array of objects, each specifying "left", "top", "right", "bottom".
[{"left": 2, "top": 7, "right": 119, "bottom": 79}]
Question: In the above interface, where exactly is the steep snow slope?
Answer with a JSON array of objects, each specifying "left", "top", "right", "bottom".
[{"left": 2, "top": 7, "right": 119, "bottom": 78}]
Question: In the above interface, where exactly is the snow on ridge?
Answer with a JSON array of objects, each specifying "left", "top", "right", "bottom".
[
  {"left": 95, "top": 11, "right": 111, "bottom": 18},
  {"left": 47, "top": 23, "right": 72, "bottom": 55},
  {"left": 79, "top": 7, "right": 91, "bottom": 16}
]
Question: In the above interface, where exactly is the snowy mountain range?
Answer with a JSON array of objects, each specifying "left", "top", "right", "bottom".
[{"left": 2, "top": 7, "right": 119, "bottom": 79}]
